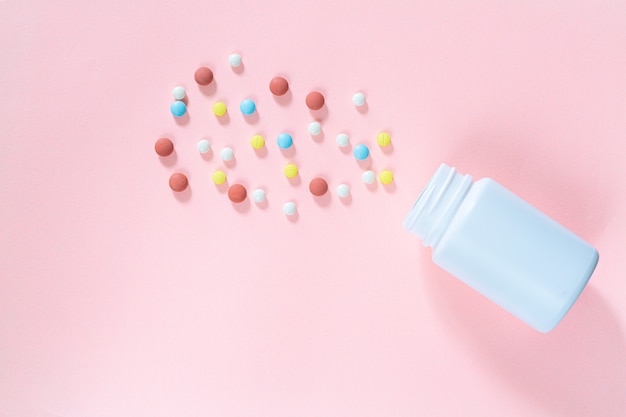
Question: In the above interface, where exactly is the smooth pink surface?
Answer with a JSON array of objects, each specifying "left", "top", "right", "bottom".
[{"left": 2, "top": 1, "right": 626, "bottom": 416}]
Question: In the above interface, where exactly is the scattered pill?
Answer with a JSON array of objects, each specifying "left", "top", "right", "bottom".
[
  {"left": 194, "top": 66, "right": 214, "bottom": 85},
  {"left": 380, "top": 170, "right": 394, "bottom": 184},
  {"left": 352, "top": 92, "right": 366, "bottom": 106},
  {"left": 284, "top": 163, "right": 299, "bottom": 179},
  {"left": 269, "top": 76, "right": 289, "bottom": 96},
  {"left": 155, "top": 137, "right": 174, "bottom": 157},
  {"left": 250, "top": 134, "right": 265, "bottom": 149},
  {"left": 277, "top": 132, "right": 293, "bottom": 149},
  {"left": 336, "top": 183, "right": 350, "bottom": 198},
  {"left": 377, "top": 132, "right": 391, "bottom": 147},
  {"left": 197, "top": 139, "right": 211, "bottom": 153},
  {"left": 169, "top": 172, "right": 188, "bottom": 192},
  {"left": 172, "top": 86, "right": 186, "bottom": 100},
  {"left": 353, "top": 144, "right": 370, "bottom": 160},
  {"left": 283, "top": 201, "right": 297, "bottom": 216},
  {"left": 212, "top": 170, "right": 227, "bottom": 185},
  {"left": 228, "top": 184, "right": 247, "bottom": 203},
  {"left": 362, "top": 170, "right": 376, "bottom": 184},
  {"left": 309, "top": 177, "right": 328, "bottom": 196},
  {"left": 306, "top": 91, "right": 325, "bottom": 110},
  {"left": 240, "top": 99, "right": 256, "bottom": 115},
  {"left": 336, "top": 133, "right": 349, "bottom": 147},
  {"left": 308, "top": 121, "right": 322, "bottom": 136},
  {"left": 221, "top": 147, "right": 234, "bottom": 161},
  {"left": 228, "top": 53, "right": 242, "bottom": 67},
  {"left": 252, "top": 188, "right": 266, "bottom": 203},
  {"left": 213, "top": 102, "right": 227, "bottom": 116},
  {"left": 170, "top": 101, "right": 187, "bottom": 117}
]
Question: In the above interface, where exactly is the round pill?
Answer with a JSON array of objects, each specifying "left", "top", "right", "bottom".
[
  {"left": 306, "top": 91, "right": 325, "bottom": 110},
  {"left": 309, "top": 177, "right": 328, "bottom": 196},
  {"left": 269, "top": 76, "right": 289, "bottom": 96},
  {"left": 170, "top": 101, "right": 187, "bottom": 117},
  {"left": 362, "top": 170, "right": 376, "bottom": 184},
  {"left": 336, "top": 183, "right": 350, "bottom": 198},
  {"left": 284, "top": 163, "right": 298, "bottom": 179},
  {"left": 250, "top": 134, "right": 265, "bottom": 149},
  {"left": 154, "top": 137, "right": 174, "bottom": 157},
  {"left": 228, "top": 184, "right": 247, "bottom": 203},
  {"left": 194, "top": 66, "right": 214, "bottom": 85},
  {"left": 252, "top": 188, "right": 266, "bottom": 203},
  {"left": 377, "top": 132, "right": 391, "bottom": 147},
  {"left": 336, "top": 133, "right": 349, "bottom": 147},
  {"left": 353, "top": 144, "right": 370, "bottom": 160},
  {"left": 213, "top": 102, "right": 227, "bottom": 116},
  {"left": 277, "top": 132, "right": 293, "bottom": 149},
  {"left": 240, "top": 99, "right": 256, "bottom": 115},
  {"left": 380, "top": 170, "right": 394, "bottom": 184},
  {"left": 169, "top": 172, "right": 188, "bottom": 192},
  {"left": 352, "top": 92, "right": 366, "bottom": 106},
  {"left": 220, "top": 147, "right": 234, "bottom": 161},
  {"left": 308, "top": 121, "right": 322, "bottom": 136},
  {"left": 212, "top": 170, "right": 226, "bottom": 185},
  {"left": 283, "top": 201, "right": 297, "bottom": 216},
  {"left": 228, "top": 53, "right": 242, "bottom": 67},
  {"left": 172, "top": 86, "right": 186, "bottom": 100},
  {"left": 197, "top": 139, "right": 210, "bottom": 153}
]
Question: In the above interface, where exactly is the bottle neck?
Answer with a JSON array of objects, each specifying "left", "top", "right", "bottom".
[{"left": 403, "top": 164, "right": 473, "bottom": 247}]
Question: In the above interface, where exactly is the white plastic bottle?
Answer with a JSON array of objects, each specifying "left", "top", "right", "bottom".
[{"left": 403, "top": 163, "right": 599, "bottom": 332}]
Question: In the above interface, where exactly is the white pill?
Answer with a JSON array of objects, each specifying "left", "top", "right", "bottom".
[
  {"left": 221, "top": 147, "right": 234, "bottom": 161},
  {"left": 252, "top": 188, "right": 266, "bottom": 203},
  {"left": 197, "top": 139, "right": 210, "bottom": 153},
  {"left": 172, "top": 86, "right": 186, "bottom": 100},
  {"left": 336, "top": 183, "right": 350, "bottom": 198},
  {"left": 308, "top": 121, "right": 322, "bottom": 136},
  {"left": 352, "top": 92, "right": 366, "bottom": 106},
  {"left": 362, "top": 170, "right": 376, "bottom": 184},
  {"left": 229, "top": 53, "right": 242, "bottom": 67},
  {"left": 336, "top": 133, "right": 349, "bottom": 147},
  {"left": 283, "top": 201, "right": 297, "bottom": 216}
]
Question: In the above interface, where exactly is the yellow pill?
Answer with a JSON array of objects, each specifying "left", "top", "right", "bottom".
[
  {"left": 379, "top": 169, "right": 394, "bottom": 184},
  {"left": 377, "top": 132, "right": 391, "bottom": 147},
  {"left": 213, "top": 102, "right": 227, "bottom": 117},
  {"left": 284, "top": 163, "right": 299, "bottom": 179},
  {"left": 250, "top": 134, "right": 265, "bottom": 149},
  {"left": 212, "top": 170, "right": 227, "bottom": 185}
]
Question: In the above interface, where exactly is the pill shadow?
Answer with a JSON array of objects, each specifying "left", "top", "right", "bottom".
[
  {"left": 311, "top": 131, "right": 325, "bottom": 143},
  {"left": 356, "top": 102, "right": 369, "bottom": 114},
  {"left": 215, "top": 180, "right": 229, "bottom": 194},
  {"left": 224, "top": 157, "right": 236, "bottom": 169},
  {"left": 288, "top": 176, "right": 301, "bottom": 187},
  {"left": 254, "top": 147, "right": 268, "bottom": 159},
  {"left": 216, "top": 112, "right": 230, "bottom": 125},
  {"left": 286, "top": 211, "right": 299, "bottom": 223},
  {"left": 231, "top": 63, "right": 244, "bottom": 75},
  {"left": 382, "top": 181, "right": 397, "bottom": 193},
  {"left": 158, "top": 150, "right": 177, "bottom": 167},
  {"left": 273, "top": 89, "right": 292, "bottom": 106},
  {"left": 339, "top": 143, "right": 353, "bottom": 155},
  {"left": 356, "top": 157, "right": 372, "bottom": 170},
  {"left": 173, "top": 112, "right": 189, "bottom": 126},
  {"left": 243, "top": 112, "right": 259, "bottom": 124},
  {"left": 199, "top": 149, "right": 213, "bottom": 162},
  {"left": 365, "top": 180, "right": 378, "bottom": 192},
  {"left": 255, "top": 198, "right": 269, "bottom": 210},
  {"left": 232, "top": 198, "right": 251, "bottom": 213},
  {"left": 339, "top": 194, "right": 353, "bottom": 205},
  {"left": 313, "top": 192, "right": 332, "bottom": 207},
  {"left": 280, "top": 145, "right": 296, "bottom": 159},
  {"left": 380, "top": 142, "right": 394, "bottom": 155},
  {"left": 172, "top": 186, "right": 192, "bottom": 202},
  {"left": 198, "top": 81, "right": 217, "bottom": 96},
  {"left": 309, "top": 105, "right": 328, "bottom": 121}
]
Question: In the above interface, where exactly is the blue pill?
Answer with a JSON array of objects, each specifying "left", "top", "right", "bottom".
[
  {"left": 353, "top": 144, "right": 370, "bottom": 160},
  {"left": 239, "top": 99, "right": 256, "bottom": 115},
  {"left": 277, "top": 133, "right": 293, "bottom": 149},
  {"left": 170, "top": 101, "right": 187, "bottom": 117}
]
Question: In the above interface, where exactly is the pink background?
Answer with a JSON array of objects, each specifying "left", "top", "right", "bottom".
[{"left": 2, "top": 0, "right": 626, "bottom": 416}]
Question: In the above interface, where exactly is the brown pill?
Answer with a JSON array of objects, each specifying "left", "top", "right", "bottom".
[
  {"left": 154, "top": 137, "right": 174, "bottom": 157},
  {"left": 305, "top": 91, "right": 325, "bottom": 110},
  {"left": 309, "top": 177, "right": 328, "bottom": 196},
  {"left": 269, "top": 76, "right": 289, "bottom": 96},
  {"left": 194, "top": 66, "right": 214, "bottom": 86},
  {"left": 228, "top": 183, "right": 247, "bottom": 203},
  {"left": 169, "top": 173, "right": 188, "bottom": 192}
]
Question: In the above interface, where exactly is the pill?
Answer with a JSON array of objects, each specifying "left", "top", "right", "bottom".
[
  {"left": 306, "top": 91, "right": 325, "bottom": 110},
  {"left": 309, "top": 177, "right": 328, "bottom": 196},
  {"left": 252, "top": 188, "right": 266, "bottom": 203},
  {"left": 169, "top": 172, "right": 188, "bottom": 192},
  {"left": 336, "top": 133, "right": 349, "bottom": 147},
  {"left": 197, "top": 139, "right": 211, "bottom": 153},
  {"left": 284, "top": 163, "right": 299, "bottom": 179},
  {"left": 240, "top": 99, "right": 256, "bottom": 115},
  {"left": 269, "top": 76, "right": 289, "bottom": 96},
  {"left": 155, "top": 137, "right": 174, "bottom": 157},
  {"left": 228, "top": 184, "right": 247, "bottom": 203},
  {"left": 213, "top": 102, "right": 227, "bottom": 116},
  {"left": 362, "top": 170, "right": 376, "bottom": 184},
  {"left": 277, "top": 132, "right": 293, "bottom": 149},
  {"left": 194, "top": 66, "right": 214, "bottom": 85},
  {"left": 250, "top": 134, "right": 265, "bottom": 149},
  {"left": 380, "top": 170, "right": 394, "bottom": 184},
  {"left": 308, "top": 121, "right": 322, "bottom": 135},
  {"left": 283, "top": 201, "right": 297, "bottom": 216},
  {"left": 221, "top": 147, "right": 234, "bottom": 161},
  {"left": 377, "top": 132, "right": 391, "bottom": 147},
  {"left": 228, "top": 53, "right": 242, "bottom": 67},
  {"left": 353, "top": 144, "right": 370, "bottom": 160},
  {"left": 212, "top": 170, "right": 227, "bottom": 185},
  {"left": 352, "top": 92, "right": 366, "bottom": 106},
  {"left": 336, "top": 183, "right": 350, "bottom": 198},
  {"left": 172, "top": 86, "right": 186, "bottom": 100},
  {"left": 170, "top": 101, "right": 187, "bottom": 117}
]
